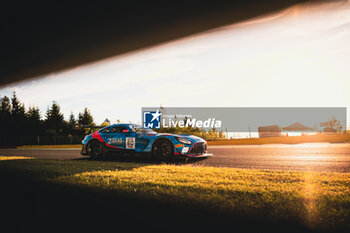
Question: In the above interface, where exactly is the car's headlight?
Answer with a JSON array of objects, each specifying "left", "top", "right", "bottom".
[{"left": 175, "top": 137, "right": 192, "bottom": 145}]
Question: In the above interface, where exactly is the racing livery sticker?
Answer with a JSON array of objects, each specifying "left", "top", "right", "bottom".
[
  {"left": 108, "top": 138, "right": 122, "bottom": 144},
  {"left": 126, "top": 137, "right": 135, "bottom": 149},
  {"left": 182, "top": 147, "right": 189, "bottom": 153}
]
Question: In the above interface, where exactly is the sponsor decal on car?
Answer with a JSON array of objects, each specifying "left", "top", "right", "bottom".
[
  {"left": 182, "top": 147, "right": 189, "bottom": 153},
  {"left": 108, "top": 138, "right": 122, "bottom": 144},
  {"left": 175, "top": 144, "right": 184, "bottom": 148},
  {"left": 126, "top": 137, "right": 135, "bottom": 149}
]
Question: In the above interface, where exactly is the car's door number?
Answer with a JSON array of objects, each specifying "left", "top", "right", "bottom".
[{"left": 126, "top": 137, "right": 135, "bottom": 149}]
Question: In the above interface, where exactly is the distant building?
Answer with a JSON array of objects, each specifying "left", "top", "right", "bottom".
[
  {"left": 258, "top": 125, "right": 282, "bottom": 138},
  {"left": 282, "top": 122, "right": 314, "bottom": 136},
  {"left": 282, "top": 122, "right": 313, "bottom": 131}
]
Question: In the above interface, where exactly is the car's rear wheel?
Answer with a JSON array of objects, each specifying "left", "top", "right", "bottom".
[
  {"left": 152, "top": 139, "right": 173, "bottom": 160},
  {"left": 87, "top": 140, "right": 103, "bottom": 158}
]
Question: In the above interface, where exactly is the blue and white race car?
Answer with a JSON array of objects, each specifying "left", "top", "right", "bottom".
[{"left": 81, "top": 123, "right": 213, "bottom": 159}]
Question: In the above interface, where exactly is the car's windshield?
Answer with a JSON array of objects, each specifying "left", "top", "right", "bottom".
[{"left": 130, "top": 125, "right": 156, "bottom": 134}]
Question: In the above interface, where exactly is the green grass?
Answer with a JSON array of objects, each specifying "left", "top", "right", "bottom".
[{"left": 0, "top": 156, "right": 349, "bottom": 231}]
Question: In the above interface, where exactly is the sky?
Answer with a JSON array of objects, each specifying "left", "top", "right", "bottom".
[{"left": 1, "top": 0, "right": 349, "bottom": 128}]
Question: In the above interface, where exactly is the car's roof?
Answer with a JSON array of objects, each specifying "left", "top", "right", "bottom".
[{"left": 109, "top": 123, "right": 137, "bottom": 127}]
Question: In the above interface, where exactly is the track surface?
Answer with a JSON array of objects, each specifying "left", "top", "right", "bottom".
[{"left": 1, "top": 143, "right": 349, "bottom": 172}]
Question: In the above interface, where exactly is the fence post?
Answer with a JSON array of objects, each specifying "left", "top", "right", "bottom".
[{"left": 37, "top": 136, "right": 40, "bottom": 145}]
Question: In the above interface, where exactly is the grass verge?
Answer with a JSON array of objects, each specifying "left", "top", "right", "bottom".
[{"left": 0, "top": 156, "right": 349, "bottom": 232}]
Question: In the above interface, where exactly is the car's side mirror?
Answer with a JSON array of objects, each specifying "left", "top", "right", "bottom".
[{"left": 122, "top": 129, "right": 130, "bottom": 133}]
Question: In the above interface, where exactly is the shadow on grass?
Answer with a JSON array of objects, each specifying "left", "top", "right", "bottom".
[
  {"left": 0, "top": 166, "right": 317, "bottom": 233},
  {"left": 0, "top": 158, "right": 347, "bottom": 233},
  {"left": 76, "top": 153, "right": 208, "bottom": 166}
]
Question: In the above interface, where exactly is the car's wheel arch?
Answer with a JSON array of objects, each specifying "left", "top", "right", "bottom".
[
  {"left": 87, "top": 138, "right": 101, "bottom": 146},
  {"left": 152, "top": 137, "right": 173, "bottom": 148},
  {"left": 151, "top": 137, "right": 174, "bottom": 155},
  {"left": 87, "top": 139, "right": 104, "bottom": 157}
]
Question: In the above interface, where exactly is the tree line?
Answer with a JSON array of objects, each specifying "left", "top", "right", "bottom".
[
  {"left": 0, "top": 92, "right": 226, "bottom": 142},
  {"left": 0, "top": 92, "right": 97, "bottom": 138}
]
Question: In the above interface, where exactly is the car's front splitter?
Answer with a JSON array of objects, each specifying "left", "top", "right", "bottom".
[
  {"left": 186, "top": 153, "right": 213, "bottom": 158},
  {"left": 174, "top": 152, "right": 213, "bottom": 158}
]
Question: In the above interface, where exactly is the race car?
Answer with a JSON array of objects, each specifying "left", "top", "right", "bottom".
[{"left": 81, "top": 123, "right": 213, "bottom": 159}]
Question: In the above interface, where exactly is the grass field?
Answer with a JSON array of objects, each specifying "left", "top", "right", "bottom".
[{"left": 0, "top": 156, "right": 349, "bottom": 232}]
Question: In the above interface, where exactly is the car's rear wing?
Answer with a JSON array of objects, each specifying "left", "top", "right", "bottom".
[{"left": 82, "top": 125, "right": 105, "bottom": 134}]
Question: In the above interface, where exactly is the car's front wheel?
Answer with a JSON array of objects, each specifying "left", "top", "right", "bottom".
[
  {"left": 87, "top": 140, "right": 103, "bottom": 158},
  {"left": 152, "top": 139, "right": 173, "bottom": 161}
]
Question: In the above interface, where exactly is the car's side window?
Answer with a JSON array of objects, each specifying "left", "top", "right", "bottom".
[
  {"left": 100, "top": 127, "right": 111, "bottom": 133},
  {"left": 110, "top": 126, "right": 126, "bottom": 133}
]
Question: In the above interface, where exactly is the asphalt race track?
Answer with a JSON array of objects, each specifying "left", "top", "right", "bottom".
[{"left": 1, "top": 143, "right": 349, "bottom": 172}]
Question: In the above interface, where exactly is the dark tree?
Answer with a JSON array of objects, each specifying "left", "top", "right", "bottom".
[
  {"left": 78, "top": 107, "right": 94, "bottom": 127},
  {"left": 67, "top": 112, "right": 80, "bottom": 136},
  {"left": 45, "top": 101, "right": 64, "bottom": 136},
  {"left": 0, "top": 96, "right": 11, "bottom": 114},
  {"left": 27, "top": 106, "right": 42, "bottom": 136},
  {"left": 68, "top": 112, "right": 76, "bottom": 127},
  {"left": 27, "top": 106, "right": 41, "bottom": 121},
  {"left": 0, "top": 96, "right": 12, "bottom": 135},
  {"left": 11, "top": 92, "right": 25, "bottom": 119},
  {"left": 11, "top": 92, "right": 26, "bottom": 136}
]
